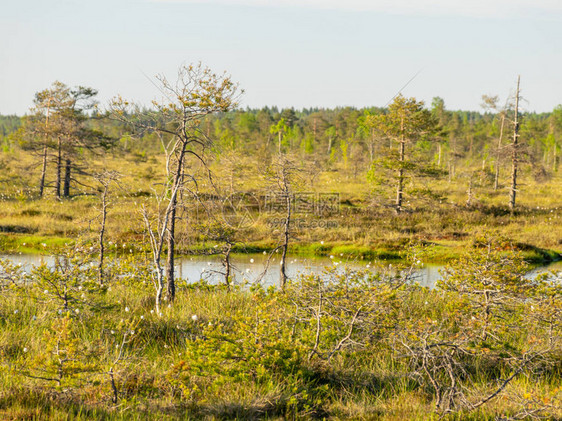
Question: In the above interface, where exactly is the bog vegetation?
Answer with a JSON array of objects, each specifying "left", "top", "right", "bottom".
[
  {"left": 0, "top": 240, "right": 561, "bottom": 419},
  {"left": 0, "top": 64, "right": 561, "bottom": 419}
]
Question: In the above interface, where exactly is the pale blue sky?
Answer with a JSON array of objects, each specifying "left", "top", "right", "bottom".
[{"left": 1, "top": 0, "right": 561, "bottom": 115}]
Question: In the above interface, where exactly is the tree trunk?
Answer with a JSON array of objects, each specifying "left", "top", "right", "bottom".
[
  {"left": 466, "top": 175, "right": 473, "bottom": 207},
  {"left": 509, "top": 76, "right": 520, "bottom": 213},
  {"left": 494, "top": 114, "right": 505, "bottom": 191},
  {"left": 39, "top": 144, "right": 48, "bottom": 197},
  {"left": 98, "top": 184, "right": 108, "bottom": 286},
  {"left": 224, "top": 243, "right": 232, "bottom": 288},
  {"left": 63, "top": 158, "right": 71, "bottom": 197},
  {"left": 396, "top": 117, "right": 405, "bottom": 213},
  {"left": 56, "top": 138, "right": 62, "bottom": 198},
  {"left": 155, "top": 268, "right": 164, "bottom": 315},
  {"left": 40, "top": 97, "right": 51, "bottom": 198},
  {"left": 165, "top": 205, "right": 176, "bottom": 301},
  {"left": 369, "top": 129, "right": 375, "bottom": 162},
  {"left": 396, "top": 143, "right": 404, "bottom": 213},
  {"left": 165, "top": 144, "right": 187, "bottom": 303},
  {"left": 109, "top": 368, "right": 118, "bottom": 404},
  {"left": 280, "top": 192, "right": 291, "bottom": 289}
]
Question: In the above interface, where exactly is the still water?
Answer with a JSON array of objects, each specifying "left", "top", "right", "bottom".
[{"left": 1, "top": 253, "right": 560, "bottom": 289}]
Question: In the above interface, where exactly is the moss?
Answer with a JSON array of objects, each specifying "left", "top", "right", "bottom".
[
  {"left": 0, "top": 234, "right": 73, "bottom": 253},
  {"left": 1, "top": 235, "right": 559, "bottom": 267},
  {"left": 520, "top": 248, "right": 561, "bottom": 264}
]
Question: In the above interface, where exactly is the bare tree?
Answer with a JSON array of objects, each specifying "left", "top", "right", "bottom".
[
  {"left": 93, "top": 170, "right": 121, "bottom": 286},
  {"left": 481, "top": 94, "right": 508, "bottom": 191},
  {"left": 110, "top": 63, "right": 240, "bottom": 307},
  {"left": 265, "top": 154, "right": 303, "bottom": 289},
  {"left": 509, "top": 76, "right": 521, "bottom": 213}
]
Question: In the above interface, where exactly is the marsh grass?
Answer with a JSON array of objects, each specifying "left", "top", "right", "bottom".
[
  {"left": 1, "top": 150, "right": 561, "bottom": 264},
  {"left": 0, "top": 247, "right": 560, "bottom": 420}
]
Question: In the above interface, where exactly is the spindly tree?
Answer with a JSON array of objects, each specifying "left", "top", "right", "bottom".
[
  {"left": 264, "top": 154, "right": 304, "bottom": 289},
  {"left": 270, "top": 118, "right": 288, "bottom": 154},
  {"left": 481, "top": 94, "right": 508, "bottom": 191},
  {"left": 110, "top": 63, "right": 240, "bottom": 309},
  {"left": 549, "top": 104, "right": 562, "bottom": 172},
  {"left": 509, "top": 76, "right": 521, "bottom": 213}
]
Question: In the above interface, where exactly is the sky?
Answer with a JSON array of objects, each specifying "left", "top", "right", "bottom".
[{"left": 1, "top": 0, "right": 561, "bottom": 115}]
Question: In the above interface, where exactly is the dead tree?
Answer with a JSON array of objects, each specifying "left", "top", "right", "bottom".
[
  {"left": 509, "top": 76, "right": 521, "bottom": 213},
  {"left": 110, "top": 63, "right": 240, "bottom": 306},
  {"left": 266, "top": 154, "right": 302, "bottom": 289},
  {"left": 93, "top": 171, "right": 121, "bottom": 286},
  {"left": 481, "top": 94, "right": 508, "bottom": 192}
]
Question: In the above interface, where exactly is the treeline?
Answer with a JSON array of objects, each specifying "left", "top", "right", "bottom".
[
  {"left": 95, "top": 102, "right": 561, "bottom": 179},
  {"left": 1, "top": 81, "right": 561, "bottom": 208},
  {"left": 3, "top": 101, "right": 561, "bottom": 172}
]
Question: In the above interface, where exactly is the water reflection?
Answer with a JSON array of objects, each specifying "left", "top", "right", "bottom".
[{"left": 1, "top": 253, "right": 560, "bottom": 289}]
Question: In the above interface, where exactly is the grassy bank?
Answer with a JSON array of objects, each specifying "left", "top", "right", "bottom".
[{"left": 2, "top": 231, "right": 560, "bottom": 266}]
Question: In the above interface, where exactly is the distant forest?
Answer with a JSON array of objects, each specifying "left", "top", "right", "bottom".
[{"left": 1, "top": 100, "right": 560, "bottom": 175}]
